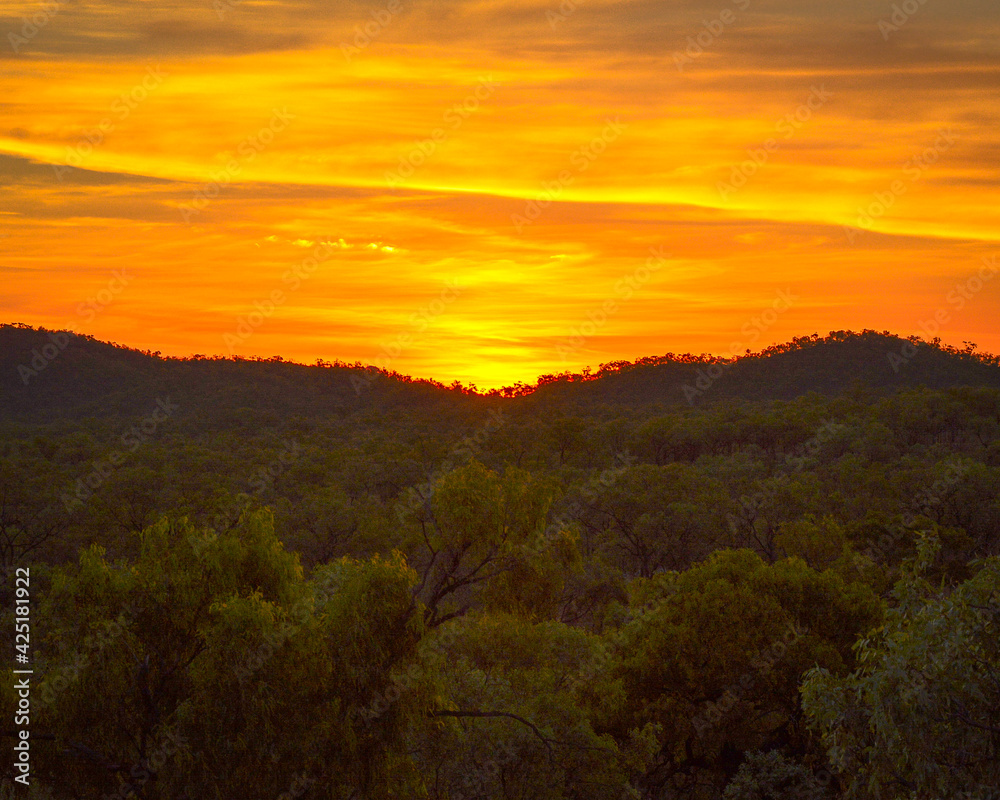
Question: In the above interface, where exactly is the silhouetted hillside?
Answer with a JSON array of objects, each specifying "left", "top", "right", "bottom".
[
  {"left": 2, "top": 324, "right": 999, "bottom": 423},
  {"left": 520, "top": 331, "right": 1000, "bottom": 407},
  {"left": 4, "top": 327, "right": 1000, "bottom": 800},
  {"left": 0, "top": 323, "right": 484, "bottom": 424}
]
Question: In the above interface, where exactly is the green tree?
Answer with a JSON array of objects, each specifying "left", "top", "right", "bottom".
[
  {"left": 723, "top": 750, "right": 833, "bottom": 800},
  {"left": 802, "top": 536, "right": 1000, "bottom": 799},
  {"left": 611, "top": 550, "right": 881, "bottom": 798},
  {"left": 408, "top": 612, "right": 657, "bottom": 800},
  {"left": 15, "top": 510, "right": 426, "bottom": 799},
  {"left": 405, "top": 460, "right": 557, "bottom": 626}
]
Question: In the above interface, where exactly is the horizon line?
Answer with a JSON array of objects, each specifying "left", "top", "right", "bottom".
[{"left": 5, "top": 322, "right": 998, "bottom": 397}]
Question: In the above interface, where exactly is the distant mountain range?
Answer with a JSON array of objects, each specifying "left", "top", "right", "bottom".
[{"left": 2, "top": 323, "right": 999, "bottom": 422}]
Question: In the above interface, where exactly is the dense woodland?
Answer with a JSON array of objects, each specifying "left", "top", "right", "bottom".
[{"left": 2, "top": 323, "right": 1000, "bottom": 800}]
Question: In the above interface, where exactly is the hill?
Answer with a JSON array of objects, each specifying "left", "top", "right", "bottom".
[
  {"left": 3, "top": 324, "right": 999, "bottom": 423},
  {"left": 3, "top": 326, "right": 1000, "bottom": 800},
  {"left": 0, "top": 323, "right": 483, "bottom": 424},
  {"left": 521, "top": 330, "right": 1000, "bottom": 407}
]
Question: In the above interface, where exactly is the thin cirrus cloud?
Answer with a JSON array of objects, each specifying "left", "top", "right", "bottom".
[{"left": 0, "top": 0, "right": 997, "bottom": 388}]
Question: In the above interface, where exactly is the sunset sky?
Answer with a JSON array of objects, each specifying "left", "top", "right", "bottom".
[{"left": 2, "top": 0, "right": 998, "bottom": 389}]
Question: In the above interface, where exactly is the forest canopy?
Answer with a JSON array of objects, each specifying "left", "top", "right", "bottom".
[{"left": 2, "top": 325, "right": 1000, "bottom": 799}]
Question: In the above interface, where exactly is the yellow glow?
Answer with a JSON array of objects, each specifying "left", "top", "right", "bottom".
[{"left": 2, "top": 1, "right": 999, "bottom": 389}]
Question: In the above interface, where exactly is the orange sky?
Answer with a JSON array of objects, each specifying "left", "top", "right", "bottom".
[{"left": 1, "top": 0, "right": 998, "bottom": 389}]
